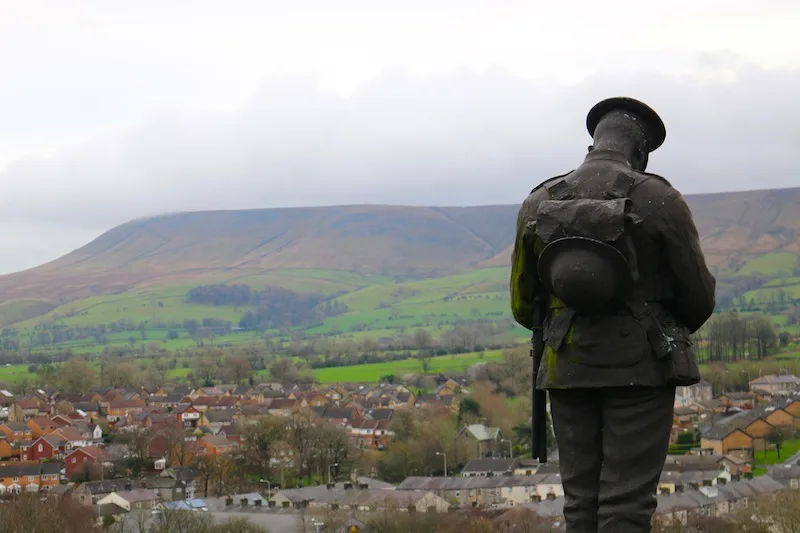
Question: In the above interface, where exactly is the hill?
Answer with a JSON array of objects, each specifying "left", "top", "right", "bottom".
[{"left": 0, "top": 186, "right": 798, "bottom": 334}]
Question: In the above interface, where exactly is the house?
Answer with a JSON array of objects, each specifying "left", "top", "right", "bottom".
[
  {"left": 51, "top": 425, "right": 93, "bottom": 450},
  {"left": 9, "top": 399, "right": 45, "bottom": 422},
  {"left": 72, "top": 402, "right": 102, "bottom": 421},
  {"left": 65, "top": 445, "right": 107, "bottom": 479},
  {"left": 0, "top": 421, "right": 33, "bottom": 441},
  {"left": 396, "top": 474, "right": 564, "bottom": 507},
  {"left": 198, "top": 435, "right": 238, "bottom": 456},
  {"left": 655, "top": 475, "right": 784, "bottom": 525},
  {"left": 0, "top": 438, "right": 16, "bottom": 460},
  {"left": 176, "top": 405, "right": 202, "bottom": 428},
  {"left": 0, "top": 463, "right": 62, "bottom": 494},
  {"left": 673, "top": 406, "right": 701, "bottom": 429},
  {"left": 97, "top": 489, "right": 162, "bottom": 510},
  {"left": 776, "top": 398, "right": 800, "bottom": 419},
  {"left": 718, "top": 392, "right": 756, "bottom": 409},
  {"left": 462, "top": 458, "right": 518, "bottom": 477},
  {"left": 512, "top": 459, "right": 541, "bottom": 477},
  {"left": 14, "top": 440, "right": 34, "bottom": 461},
  {"left": 348, "top": 418, "right": 393, "bottom": 449},
  {"left": 455, "top": 424, "right": 504, "bottom": 458},
  {"left": 201, "top": 408, "right": 238, "bottom": 430},
  {"left": 434, "top": 379, "right": 459, "bottom": 397},
  {"left": 143, "top": 474, "right": 193, "bottom": 502},
  {"left": 107, "top": 399, "right": 146, "bottom": 424},
  {"left": 73, "top": 479, "right": 135, "bottom": 506},
  {"left": 271, "top": 483, "right": 446, "bottom": 512},
  {"left": 160, "top": 466, "right": 199, "bottom": 500},
  {"left": 699, "top": 425, "right": 753, "bottom": 459},
  {"left": 768, "top": 463, "right": 800, "bottom": 490},
  {"left": 675, "top": 379, "right": 713, "bottom": 407},
  {"left": 31, "top": 435, "right": 65, "bottom": 461},
  {"left": 163, "top": 498, "right": 208, "bottom": 511},
  {"left": 750, "top": 374, "right": 800, "bottom": 396},
  {"left": 268, "top": 398, "right": 299, "bottom": 417},
  {"left": 27, "top": 417, "right": 58, "bottom": 438},
  {"left": 192, "top": 396, "right": 238, "bottom": 411}
]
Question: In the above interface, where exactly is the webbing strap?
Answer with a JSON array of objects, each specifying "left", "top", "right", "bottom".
[{"left": 624, "top": 299, "right": 675, "bottom": 360}]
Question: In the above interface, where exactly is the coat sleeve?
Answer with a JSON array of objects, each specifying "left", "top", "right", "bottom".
[
  {"left": 657, "top": 188, "right": 717, "bottom": 333},
  {"left": 510, "top": 199, "right": 541, "bottom": 330}
]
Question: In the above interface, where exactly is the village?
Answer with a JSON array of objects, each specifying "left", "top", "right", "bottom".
[{"left": 0, "top": 370, "right": 798, "bottom": 531}]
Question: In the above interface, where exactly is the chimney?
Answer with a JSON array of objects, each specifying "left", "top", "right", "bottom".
[{"left": 350, "top": 470, "right": 358, "bottom": 483}]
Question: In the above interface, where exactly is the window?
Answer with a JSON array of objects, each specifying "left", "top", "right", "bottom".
[
  {"left": 12, "top": 477, "right": 18, "bottom": 482},
  {"left": 27, "top": 476, "right": 34, "bottom": 482},
  {"left": 72, "top": 458, "right": 76, "bottom": 463},
  {"left": 38, "top": 444, "right": 43, "bottom": 452}
]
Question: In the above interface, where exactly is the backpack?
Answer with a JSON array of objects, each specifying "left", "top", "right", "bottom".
[{"left": 532, "top": 172, "right": 698, "bottom": 384}]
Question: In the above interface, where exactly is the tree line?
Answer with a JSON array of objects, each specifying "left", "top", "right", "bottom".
[{"left": 693, "top": 311, "right": 788, "bottom": 363}]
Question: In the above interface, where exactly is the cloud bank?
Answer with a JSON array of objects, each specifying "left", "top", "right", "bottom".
[{"left": 1, "top": 61, "right": 798, "bottom": 273}]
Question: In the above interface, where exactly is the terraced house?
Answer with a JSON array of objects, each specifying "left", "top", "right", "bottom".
[{"left": 0, "top": 463, "right": 61, "bottom": 494}]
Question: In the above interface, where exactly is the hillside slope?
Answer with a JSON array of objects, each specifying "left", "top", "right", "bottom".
[{"left": 0, "top": 187, "right": 798, "bottom": 309}]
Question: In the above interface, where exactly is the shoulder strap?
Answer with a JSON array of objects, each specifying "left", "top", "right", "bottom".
[
  {"left": 529, "top": 172, "right": 573, "bottom": 196},
  {"left": 604, "top": 172, "right": 636, "bottom": 200}
]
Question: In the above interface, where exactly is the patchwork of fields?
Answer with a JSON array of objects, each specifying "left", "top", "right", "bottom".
[{"left": 9, "top": 267, "right": 524, "bottom": 354}]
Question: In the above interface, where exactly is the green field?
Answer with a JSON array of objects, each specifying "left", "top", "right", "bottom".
[
  {"left": 313, "top": 350, "right": 506, "bottom": 383},
  {"left": 752, "top": 438, "right": 800, "bottom": 476},
  {"left": 0, "top": 349, "right": 510, "bottom": 387},
  {"left": 737, "top": 253, "right": 799, "bottom": 277},
  {"left": 5, "top": 267, "right": 522, "bottom": 355}
]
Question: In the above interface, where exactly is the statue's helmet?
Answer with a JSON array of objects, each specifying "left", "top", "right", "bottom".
[
  {"left": 537, "top": 237, "right": 632, "bottom": 314},
  {"left": 586, "top": 97, "right": 666, "bottom": 153}
]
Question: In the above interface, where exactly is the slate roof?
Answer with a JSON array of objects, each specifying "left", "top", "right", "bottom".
[
  {"left": 655, "top": 476, "right": 784, "bottom": 514},
  {"left": 397, "top": 474, "right": 562, "bottom": 491},
  {"left": 462, "top": 458, "right": 517, "bottom": 474},
  {"left": 0, "top": 463, "right": 61, "bottom": 477},
  {"left": 459, "top": 424, "right": 501, "bottom": 441}
]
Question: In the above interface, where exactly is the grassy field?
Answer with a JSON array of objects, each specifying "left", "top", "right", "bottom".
[
  {"left": 0, "top": 348, "right": 510, "bottom": 386},
  {"left": 737, "top": 253, "right": 798, "bottom": 277},
  {"left": 1, "top": 261, "right": 797, "bottom": 357},
  {"left": 5, "top": 267, "right": 523, "bottom": 354},
  {"left": 313, "top": 350, "right": 506, "bottom": 383},
  {"left": 752, "top": 438, "right": 800, "bottom": 476}
]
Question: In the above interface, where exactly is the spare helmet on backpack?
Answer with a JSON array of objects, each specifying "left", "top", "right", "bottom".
[{"left": 535, "top": 97, "right": 666, "bottom": 314}]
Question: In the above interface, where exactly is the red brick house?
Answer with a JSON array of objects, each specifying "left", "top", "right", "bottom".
[
  {"left": 31, "top": 436, "right": 64, "bottom": 461},
  {"left": 65, "top": 446, "right": 106, "bottom": 479}
]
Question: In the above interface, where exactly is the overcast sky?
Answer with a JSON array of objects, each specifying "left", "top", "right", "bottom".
[{"left": 0, "top": 0, "right": 798, "bottom": 274}]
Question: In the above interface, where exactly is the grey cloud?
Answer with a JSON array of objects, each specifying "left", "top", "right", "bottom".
[{"left": 1, "top": 62, "right": 798, "bottom": 273}]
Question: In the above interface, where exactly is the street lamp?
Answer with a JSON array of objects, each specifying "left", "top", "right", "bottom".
[
  {"left": 436, "top": 452, "right": 447, "bottom": 477},
  {"left": 328, "top": 463, "right": 338, "bottom": 484},
  {"left": 501, "top": 439, "right": 513, "bottom": 459},
  {"left": 259, "top": 478, "right": 271, "bottom": 499}
]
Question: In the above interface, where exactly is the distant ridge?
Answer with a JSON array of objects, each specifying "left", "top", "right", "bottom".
[{"left": 0, "top": 186, "right": 797, "bottom": 307}]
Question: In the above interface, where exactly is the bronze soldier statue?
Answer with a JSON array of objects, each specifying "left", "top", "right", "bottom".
[{"left": 510, "top": 97, "right": 716, "bottom": 532}]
